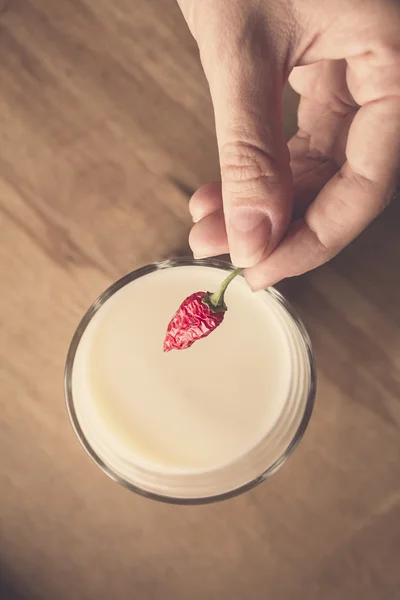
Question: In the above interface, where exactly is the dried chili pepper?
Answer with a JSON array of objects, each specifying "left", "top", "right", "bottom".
[{"left": 163, "top": 268, "right": 243, "bottom": 352}]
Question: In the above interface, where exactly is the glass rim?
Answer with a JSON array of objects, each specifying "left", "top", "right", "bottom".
[{"left": 65, "top": 257, "right": 316, "bottom": 505}]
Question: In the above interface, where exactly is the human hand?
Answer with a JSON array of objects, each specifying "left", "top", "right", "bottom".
[{"left": 177, "top": 0, "right": 400, "bottom": 289}]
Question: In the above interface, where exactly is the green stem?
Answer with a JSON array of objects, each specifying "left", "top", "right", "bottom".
[{"left": 208, "top": 268, "right": 244, "bottom": 309}]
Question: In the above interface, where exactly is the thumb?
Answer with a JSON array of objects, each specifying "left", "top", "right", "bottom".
[{"left": 198, "top": 14, "right": 293, "bottom": 267}]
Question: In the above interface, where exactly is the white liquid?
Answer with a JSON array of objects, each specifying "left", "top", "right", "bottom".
[{"left": 71, "top": 265, "right": 312, "bottom": 496}]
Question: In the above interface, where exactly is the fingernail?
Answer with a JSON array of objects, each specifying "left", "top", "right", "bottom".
[
  {"left": 188, "top": 200, "right": 205, "bottom": 224},
  {"left": 191, "top": 211, "right": 202, "bottom": 224},
  {"left": 245, "top": 268, "right": 276, "bottom": 292},
  {"left": 193, "top": 251, "right": 212, "bottom": 260},
  {"left": 245, "top": 273, "right": 267, "bottom": 292},
  {"left": 229, "top": 209, "right": 271, "bottom": 267}
]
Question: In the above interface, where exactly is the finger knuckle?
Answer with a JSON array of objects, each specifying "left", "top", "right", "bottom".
[
  {"left": 220, "top": 141, "right": 280, "bottom": 197},
  {"left": 300, "top": 217, "right": 332, "bottom": 261},
  {"left": 339, "top": 167, "right": 392, "bottom": 215}
]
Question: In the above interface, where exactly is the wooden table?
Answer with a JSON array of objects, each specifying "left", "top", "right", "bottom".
[{"left": 1, "top": 2, "right": 399, "bottom": 599}]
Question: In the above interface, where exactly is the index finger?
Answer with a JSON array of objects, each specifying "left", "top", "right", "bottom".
[{"left": 245, "top": 96, "right": 400, "bottom": 290}]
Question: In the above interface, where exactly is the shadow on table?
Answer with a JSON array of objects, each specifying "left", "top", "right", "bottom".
[
  {"left": 1, "top": 574, "right": 32, "bottom": 600},
  {"left": 278, "top": 193, "right": 400, "bottom": 311}
]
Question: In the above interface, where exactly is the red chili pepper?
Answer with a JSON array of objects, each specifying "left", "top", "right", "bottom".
[{"left": 163, "top": 268, "right": 243, "bottom": 352}]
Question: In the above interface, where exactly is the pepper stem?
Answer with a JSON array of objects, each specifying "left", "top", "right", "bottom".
[{"left": 207, "top": 268, "right": 244, "bottom": 311}]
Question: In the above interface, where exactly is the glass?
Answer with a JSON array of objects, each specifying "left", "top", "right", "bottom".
[{"left": 65, "top": 258, "right": 316, "bottom": 504}]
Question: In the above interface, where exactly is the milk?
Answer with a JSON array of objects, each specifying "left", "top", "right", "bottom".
[{"left": 70, "top": 264, "right": 313, "bottom": 498}]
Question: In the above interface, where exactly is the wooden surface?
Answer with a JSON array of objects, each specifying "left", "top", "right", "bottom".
[{"left": 1, "top": 1, "right": 400, "bottom": 599}]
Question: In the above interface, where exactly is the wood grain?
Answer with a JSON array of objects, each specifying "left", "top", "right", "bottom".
[{"left": 1, "top": 1, "right": 399, "bottom": 599}]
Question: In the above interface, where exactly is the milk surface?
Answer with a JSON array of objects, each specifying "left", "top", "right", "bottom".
[{"left": 72, "top": 266, "right": 294, "bottom": 474}]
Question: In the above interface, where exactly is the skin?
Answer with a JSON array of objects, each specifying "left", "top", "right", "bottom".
[{"left": 177, "top": 0, "right": 400, "bottom": 289}]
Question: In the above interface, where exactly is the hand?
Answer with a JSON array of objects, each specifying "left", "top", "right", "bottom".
[{"left": 177, "top": 0, "right": 400, "bottom": 289}]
